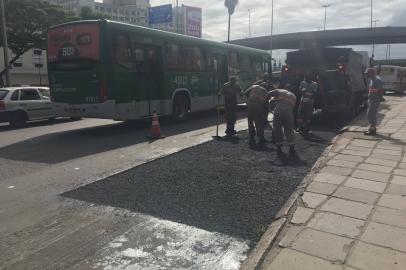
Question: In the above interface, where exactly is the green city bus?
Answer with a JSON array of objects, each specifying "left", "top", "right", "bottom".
[{"left": 47, "top": 20, "right": 271, "bottom": 120}]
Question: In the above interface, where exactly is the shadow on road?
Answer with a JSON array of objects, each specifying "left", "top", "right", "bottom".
[
  {"left": 0, "top": 118, "right": 80, "bottom": 132},
  {"left": 0, "top": 110, "right": 245, "bottom": 164}
]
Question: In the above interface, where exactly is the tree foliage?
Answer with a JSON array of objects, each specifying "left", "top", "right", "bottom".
[
  {"left": 1, "top": 0, "right": 74, "bottom": 56},
  {"left": 224, "top": 0, "right": 239, "bottom": 16},
  {"left": 78, "top": 6, "right": 110, "bottom": 20}
]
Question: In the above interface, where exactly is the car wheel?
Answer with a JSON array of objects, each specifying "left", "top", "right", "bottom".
[{"left": 10, "top": 111, "right": 28, "bottom": 128}]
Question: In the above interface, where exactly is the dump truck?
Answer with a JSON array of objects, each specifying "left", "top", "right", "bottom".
[{"left": 280, "top": 47, "right": 368, "bottom": 117}]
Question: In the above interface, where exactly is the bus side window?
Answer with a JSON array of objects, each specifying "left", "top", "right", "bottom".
[
  {"left": 166, "top": 44, "right": 184, "bottom": 70},
  {"left": 113, "top": 34, "right": 132, "bottom": 69},
  {"left": 240, "top": 55, "right": 252, "bottom": 75},
  {"left": 184, "top": 46, "right": 206, "bottom": 72},
  {"left": 133, "top": 47, "right": 145, "bottom": 73},
  {"left": 229, "top": 52, "right": 239, "bottom": 75}
]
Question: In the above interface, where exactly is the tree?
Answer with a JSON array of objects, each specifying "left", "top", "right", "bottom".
[
  {"left": 0, "top": 0, "right": 74, "bottom": 77},
  {"left": 224, "top": 0, "right": 239, "bottom": 42},
  {"left": 78, "top": 6, "right": 110, "bottom": 20}
]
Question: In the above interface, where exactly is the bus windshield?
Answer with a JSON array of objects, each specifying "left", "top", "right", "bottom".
[{"left": 47, "top": 23, "right": 100, "bottom": 71}]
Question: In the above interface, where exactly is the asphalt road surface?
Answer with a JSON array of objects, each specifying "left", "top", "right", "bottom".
[{"left": 0, "top": 111, "right": 345, "bottom": 270}]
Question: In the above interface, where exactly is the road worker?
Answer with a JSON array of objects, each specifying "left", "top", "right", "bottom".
[
  {"left": 364, "top": 68, "right": 384, "bottom": 136},
  {"left": 254, "top": 72, "right": 275, "bottom": 127},
  {"left": 296, "top": 73, "right": 318, "bottom": 135},
  {"left": 254, "top": 72, "right": 275, "bottom": 92},
  {"left": 244, "top": 84, "right": 269, "bottom": 144},
  {"left": 219, "top": 76, "right": 243, "bottom": 136},
  {"left": 269, "top": 85, "right": 297, "bottom": 156}
]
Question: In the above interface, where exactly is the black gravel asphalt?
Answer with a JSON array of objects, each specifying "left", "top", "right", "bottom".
[{"left": 64, "top": 116, "right": 340, "bottom": 245}]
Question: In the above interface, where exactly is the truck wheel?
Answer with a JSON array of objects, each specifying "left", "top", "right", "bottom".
[
  {"left": 10, "top": 111, "right": 27, "bottom": 128},
  {"left": 172, "top": 95, "right": 189, "bottom": 121}
]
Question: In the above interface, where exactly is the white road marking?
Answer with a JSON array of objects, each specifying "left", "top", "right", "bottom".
[
  {"left": 91, "top": 216, "right": 250, "bottom": 270},
  {"left": 74, "top": 167, "right": 80, "bottom": 170},
  {"left": 7, "top": 186, "right": 15, "bottom": 189}
]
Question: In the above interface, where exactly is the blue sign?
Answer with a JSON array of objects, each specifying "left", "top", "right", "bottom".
[{"left": 149, "top": 4, "right": 173, "bottom": 25}]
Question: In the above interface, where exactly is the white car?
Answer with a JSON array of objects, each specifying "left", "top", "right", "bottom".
[{"left": 0, "top": 86, "right": 65, "bottom": 127}]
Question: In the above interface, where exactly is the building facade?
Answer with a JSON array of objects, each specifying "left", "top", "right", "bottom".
[{"left": 151, "top": 5, "right": 202, "bottom": 38}]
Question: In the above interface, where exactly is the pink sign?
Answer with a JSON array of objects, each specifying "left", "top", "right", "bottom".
[{"left": 184, "top": 6, "right": 202, "bottom": 38}]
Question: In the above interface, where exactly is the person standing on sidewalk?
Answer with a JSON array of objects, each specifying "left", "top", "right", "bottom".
[
  {"left": 218, "top": 76, "right": 243, "bottom": 137},
  {"left": 269, "top": 85, "right": 297, "bottom": 156},
  {"left": 244, "top": 84, "right": 269, "bottom": 144},
  {"left": 364, "top": 68, "right": 384, "bottom": 136},
  {"left": 296, "top": 74, "right": 318, "bottom": 135}
]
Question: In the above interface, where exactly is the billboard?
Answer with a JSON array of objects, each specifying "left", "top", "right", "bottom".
[
  {"left": 149, "top": 4, "right": 173, "bottom": 25},
  {"left": 184, "top": 6, "right": 202, "bottom": 38}
]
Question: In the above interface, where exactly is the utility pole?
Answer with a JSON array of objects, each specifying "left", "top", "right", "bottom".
[
  {"left": 248, "top": 9, "right": 251, "bottom": 38},
  {"left": 0, "top": 0, "right": 10, "bottom": 86},
  {"left": 270, "top": 0, "right": 274, "bottom": 62},
  {"left": 322, "top": 4, "right": 331, "bottom": 31}
]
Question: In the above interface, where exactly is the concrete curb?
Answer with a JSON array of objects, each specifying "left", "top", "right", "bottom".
[
  {"left": 239, "top": 133, "right": 342, "bottom": 270},
  {"left": 240, "top": 217, "right": 286, "bottom": 270},
  {"left": 240, "top": 112, "right": 369, "bottom": 269}
]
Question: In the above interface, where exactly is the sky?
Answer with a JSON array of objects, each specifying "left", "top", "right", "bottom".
[{"left": 149, "top": 0, "right": 406, "bottom": 62}]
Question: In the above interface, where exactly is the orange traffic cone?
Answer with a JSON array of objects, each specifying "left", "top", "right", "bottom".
[{"left": 149, "top": 111, "right": 164, "bottom": 139}]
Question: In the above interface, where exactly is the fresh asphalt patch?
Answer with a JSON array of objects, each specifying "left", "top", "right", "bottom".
[{"left": 63, "top": 120, "right": 338, "bottom": 246}]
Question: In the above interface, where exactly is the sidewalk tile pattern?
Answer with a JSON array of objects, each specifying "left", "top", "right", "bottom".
[{"left": 261, "top": 97, "right": 406, "bottom": 270}]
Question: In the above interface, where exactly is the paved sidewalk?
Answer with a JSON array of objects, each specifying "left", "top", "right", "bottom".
[{"left": 260, "top": 96, "right": 406, "bottom": 270}]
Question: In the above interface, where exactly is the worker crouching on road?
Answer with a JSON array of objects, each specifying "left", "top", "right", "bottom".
[
  {"left": 218, "top": 76, "right": 243, "bottom": 137},
  {"left": 269, "top": 85, "right": 297, "bottom": 156},
  {"left": 297, "top": 74, "right": 318, "bottom": 135},
  {"left": 365, "top": 68, "right": 384, "bottom": 136},
  {"left": 254, "top": 72, "right": 275, "bottom": 127},
  {"left": 254, "top": 72, "right": 275, "bottom": 92},
  {"left": 244, "top": 84, "right": 269, "bottom": 144}
]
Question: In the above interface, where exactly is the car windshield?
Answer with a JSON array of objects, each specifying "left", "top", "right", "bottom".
[
  {"left": 0, "top": 89, "right": 9, "bottom": 100},
  {"left": 38, "top": 88, "right": 50, "bottom": 98}
]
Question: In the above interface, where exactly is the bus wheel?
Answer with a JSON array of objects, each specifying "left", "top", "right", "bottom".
[
  {"left": 10, "top": 111, "right": 28, "bottom": 128},
  {"left": 172, "top": 95, "right": 190, "bottom": 121}
]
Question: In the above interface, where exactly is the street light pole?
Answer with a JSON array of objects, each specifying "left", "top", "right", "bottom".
[
  {"left": 322, "top": 4, "right": 330, "bottom": 31},
  {"left": 0, "top": 0, "right": 10, "bottom": 86},
  {"left": 371, "top": 19, "right": 378, "bottom": 60},
  {"left": 370, "top": 0, "right": 373, "bottom": 28},
  {"left": 270, "top": 0, "right": 274, "bottom": 62},
  {"left": 248, "top": 9, "right": 251, "bottom": 38}
]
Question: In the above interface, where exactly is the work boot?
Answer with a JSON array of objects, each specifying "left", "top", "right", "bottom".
[
  {"left": 259, "top": 137, "right": 266, "bottom": 145},
  {"left": 249, "top": 136, "right": 256, "bottom": 145},
  {"left": 364, "top": 129, "right": 377, "bottom": 136},
  {"left": 289, "top": 145, "right": 296, "bottom": 155}
]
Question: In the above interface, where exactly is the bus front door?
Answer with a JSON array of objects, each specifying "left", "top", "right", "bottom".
[{"left": 133, "top": 44, "right": 164, "bottom": 116}]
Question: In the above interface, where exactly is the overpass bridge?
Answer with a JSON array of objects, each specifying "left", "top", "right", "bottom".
[{"left": 231, "top": 27, "right": 406, "bottom": 50}]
